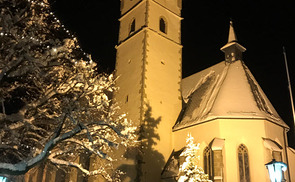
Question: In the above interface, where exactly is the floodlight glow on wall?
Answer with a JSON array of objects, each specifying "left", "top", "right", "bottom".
[{"left": 265, "top": 159, "right": 287, "bottom": 182}]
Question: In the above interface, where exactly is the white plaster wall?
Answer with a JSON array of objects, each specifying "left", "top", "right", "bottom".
[
  {"left": 116, "top": 1, "right": 183, "bottom": 181},
  {"left": 144, "top": 29, "right": 182, "bottom": 158},
  {"left": 219, "top": 119, "right": 267, "bottom": 182},
  {"left": 152, "top": 0, "right": 182, "bottom": 15},
  {"left": 115, "top": 29, "right": 182, "bottom": 182},
  {"left": 287, "top": 147, "right": 295, "bottom": 181},
  {"left": 173, "top": 121, "right": 222, "bottom": 168},
  {"left": 114, "top": 31, "right": 147, "bottom": 182},
  {"left": 148, "top": 1, "right": 182, "bottom": 43},
  {"left": 115, "top": 31, "right": 146, "bottom": 125},
  {"left": 119, "top": 1, "right": 147, "bottom": 42},
  {"left": 120, "top": 0, "right": 142, "bottom": 15},
  {"left": 173, "top": 119, "right": 289, "bottom": 182},
  {"left": 137, "top": 28, "right": 182, "bottom": 182},
  {"left": 264, "top": 121, "right": 291, "bottom": 181},
  {"left": 120, "top": 0, "right": 181, "bottom": 19}
]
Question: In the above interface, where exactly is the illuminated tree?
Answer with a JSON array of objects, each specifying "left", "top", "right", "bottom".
[
  {"left": 178, "top": 135, "right": 211, "bottom": 182},
  {"left": 0, "top": 0, "right": 136, "bottom": 180}
]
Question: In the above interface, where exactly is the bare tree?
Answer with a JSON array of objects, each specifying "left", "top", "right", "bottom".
[{"left": 0, "top": 0, "right": 136, "bottom": 180}]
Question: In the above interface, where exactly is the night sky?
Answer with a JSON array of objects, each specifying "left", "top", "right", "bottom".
[{"left": 50, "top": 0, "right": 295, "bottom": 146}]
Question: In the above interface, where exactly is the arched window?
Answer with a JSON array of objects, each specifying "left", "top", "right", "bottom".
[
  {"left": 238, "top": 144, "right": 250, "bottom": 182},
  {"left": 204, "top": 138, "right": 224, "bottom": 181},
  {"left": 129, "top": 19, "right": 135, "bottom": 35},
  {"left": 262, "top": 138, "right": 283, "bottom": 161},
  {"left": 159, "top": 17, "right": 167, "bottom": 34},
  {"left": 204, "top": 146, "right": 213, "bottom": 179}
]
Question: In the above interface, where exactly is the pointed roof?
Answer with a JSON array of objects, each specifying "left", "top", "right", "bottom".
[
  {"left": 173, "top": 21, "right": 288, "bottom": 130},
  {"left": 228, "top": 21, "right": 237, "bottom": 43},
  {"left": 220, "top": 21, "right": 246, "bottom": 61},
  {"left": 173, "top": 60, "right": 289, "bottom": 130}
]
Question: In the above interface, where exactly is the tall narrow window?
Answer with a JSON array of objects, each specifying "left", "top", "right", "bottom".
[
  {"left": 129, "top": 19, "right": 135, "bottom": 35},
  {"left": 204, "top": 146, "right": 213, "bottom": 179},
  {"left": 204, "top": 138, "right": 224, "bottom": 182},
  {"left": 159, "top": 17, "right": 167, "bottom": 34},
  {"left": 262, "top": 138, "right": 283, "bottom": 161},
  {"left": 213, "top": 150, "right": 223, "bottom": 182},
  {"left": 238, "top": 144, "right": 250, "bottom": 182}
]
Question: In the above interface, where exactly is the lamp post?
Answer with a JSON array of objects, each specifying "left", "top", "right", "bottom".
[
  {"left": 0, "top": 177, "right": 7, "bottom": 182},
  {"left": 265, "top": 159, "right": 287, "bottom": 182}
]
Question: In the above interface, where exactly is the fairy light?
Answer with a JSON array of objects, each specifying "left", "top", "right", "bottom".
[
  {"left": 0, "top": 0, "right": 94, "bottom": 68},
  {"left": 27, "top": 0, "right": 47, "bottom": 8}
]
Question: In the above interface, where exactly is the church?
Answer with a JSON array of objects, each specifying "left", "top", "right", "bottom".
[
  {"left": 19, "top": 0, "right": 295, "bottom": 181},
  {"left": 114, "top": 0, "right": 295, "bottom": 181}
]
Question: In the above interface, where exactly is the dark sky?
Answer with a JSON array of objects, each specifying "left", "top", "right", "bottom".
[{"left": 50, "top": 0, "right": 295, "bottom": 146}]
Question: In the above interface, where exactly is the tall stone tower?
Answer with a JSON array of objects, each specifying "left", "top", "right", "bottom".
[{"left": 114, "top": 0, "right": 182, "bottom": 181}]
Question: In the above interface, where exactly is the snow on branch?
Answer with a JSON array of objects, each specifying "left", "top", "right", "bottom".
[
  {"left": 178, "top": 134, "right": 212, "bottom": 182},
  {"left": 0, "top": 123, "right": 83, "bottom": 175},
  {"left": 48, "top": 156, "right": 114, "bottom": 180},
  {"left": 0, "top": 0, "right": 137, "bottom": 180}
]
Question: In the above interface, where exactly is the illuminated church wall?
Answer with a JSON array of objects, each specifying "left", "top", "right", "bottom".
[
  {"left": 15, "top": 0, "right": 295, "bottom": 182},
  {"left": 115, "top": 0, "right": 182, "bottom": 181},
  {"left": 114, "top": 1, "right": 295, "bottom": 182},
  {"left": 173, "top": 119, "right": 290, "bottom": 182},
  {"left": 287, "top": 147, "right": 295, "bottom": 182},
  {"left": 120, "top": 0, "right": 142, "bottom": 15}
]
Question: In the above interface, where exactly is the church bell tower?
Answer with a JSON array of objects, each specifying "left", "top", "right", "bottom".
[{"left": 115, "top": 0, "right": 182, "bottom": 181}]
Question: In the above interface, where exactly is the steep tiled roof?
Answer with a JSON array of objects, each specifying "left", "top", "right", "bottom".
[{"left": 173, "top": 60, "right": 289, "bottom": 130}]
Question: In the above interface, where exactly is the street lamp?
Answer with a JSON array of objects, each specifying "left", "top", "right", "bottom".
[
  {"left": 265, "top": 159, "right": 287, "bottom": 182},
  {"left": 0, "top": 177, "right": 7, "bottom": 182}
]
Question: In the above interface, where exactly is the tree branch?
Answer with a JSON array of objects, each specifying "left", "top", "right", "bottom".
[
  {"left": 0, "top": 123, "right": 83, "bottom": 175},
  {"left": 48, "top": 156, "right": 113, "bottom": 181}
]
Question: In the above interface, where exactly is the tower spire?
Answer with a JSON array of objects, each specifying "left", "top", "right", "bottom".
[
  {"left": 228, "top": 20, "right": 237, "bottom": 43},
  {"left": 221, "top": 21, "right": 246, "bottom": 63}
]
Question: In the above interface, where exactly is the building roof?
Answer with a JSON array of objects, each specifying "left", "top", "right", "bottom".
[{"left": 173, "top": 60, "right": 289, "bottom": 130}]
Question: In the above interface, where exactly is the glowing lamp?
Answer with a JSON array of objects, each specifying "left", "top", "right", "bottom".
[
  {"left": 265, "top": 159, "right": 287, "bottom": 182},
  {"left": 0, "top": 177, "right": 7, "bottom": 182}
]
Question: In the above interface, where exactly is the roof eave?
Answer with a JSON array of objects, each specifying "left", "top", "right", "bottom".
[
  {"left": 220, "top": 42, "right": 246, "bottom": 52},
  {"left": 173, "top": 116, "right": 289, "bottom": 132}
]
